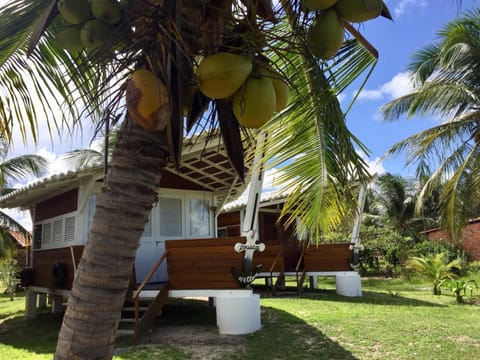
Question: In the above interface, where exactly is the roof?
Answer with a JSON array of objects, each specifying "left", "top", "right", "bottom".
[
  {"left": 221, "top": 188, "right": 289, "bottom": 212},
  {"left": 0, "top": 133, "right": 254, "bottom": 210},
  {"left": 420, "top": 216, "right": 480, "bottom": 235},
  {"left": 8, "top": 230, "right": 31, "bottom": 248}
]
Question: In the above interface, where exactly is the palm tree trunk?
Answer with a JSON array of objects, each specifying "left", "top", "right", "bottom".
[{"left": 55, "top": 119, "right": 171, "bottom": 359}]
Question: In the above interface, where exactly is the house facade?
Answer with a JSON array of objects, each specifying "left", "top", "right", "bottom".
[{"left": 0, "top": 133, "right": 252, "bottom": 290}]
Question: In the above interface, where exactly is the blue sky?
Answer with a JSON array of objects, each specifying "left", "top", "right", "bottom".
[
  {"left": 3, "top": 0, "right": 479, "bottom": 227},
  {"left": 344, "top": 0, "right": 479, "bottom": 176}
]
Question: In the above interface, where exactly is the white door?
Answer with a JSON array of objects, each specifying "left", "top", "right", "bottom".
[
  {"left": 135, "top": 213, "right": 167, "bottom": 283},
  {"left": 157, "top": 196, "right": 184, "bottom": 280},
  {"left": 135, "top": 191, "right": 214, "bottom": 283}
]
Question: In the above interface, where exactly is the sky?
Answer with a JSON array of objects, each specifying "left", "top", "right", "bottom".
[{"left": 2, "top": 0, "right": 479, "bottom": 228}]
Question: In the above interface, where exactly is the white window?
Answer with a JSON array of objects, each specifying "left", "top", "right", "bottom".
[
  {"left": 53, "top": 219, "right": 63, "bottom": 243},
  {"left": 34, "top": 211, "right": 77, "bottom": 250},
  {"left": 189, "top": 198, "right": 210, "bottom": 237},
  {"left": 65, "top": 217, "right": 75, "bottom": 242},
  {"left": 159, "top": 197, "right": 183, "bottom": 237},
  {"left": 87, "top": 194, "right": 96, "bottom": 235},
  {"left": 142, "top": 214, "right": 152, "bottom": 238},
  {"left": 43, "top": 223, "right": 52, "bottom": 245}
]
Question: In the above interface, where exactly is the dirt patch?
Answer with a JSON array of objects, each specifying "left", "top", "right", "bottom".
[{"left": 147, "top": 325, "right": 246, "bottom": 359}]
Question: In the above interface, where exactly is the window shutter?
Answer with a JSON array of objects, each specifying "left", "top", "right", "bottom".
[
  {"left": 65, "top": 217, "right": 75, "bottom": 242},
  {"left": 43, "top": 223, "right": 52, "bottom": 245},
  {"left": 53, "top": 219, "right": 63, "bottom": 243}
]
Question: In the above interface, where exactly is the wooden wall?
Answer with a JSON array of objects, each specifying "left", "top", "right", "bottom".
[
  {"left": 166, "top": 237, "right": 244, "bottom": 289},
  {"left": 32, "top": 246, "right": 84, "bottom": 289},
  {"left": 217, "top": 211, "right": 241, "bottom": 237},
  {"left": 35, "top": 188, "right": 78, "bottom": 221},
  {"left": 304, "top": 243, "right": 352, "bottom": 271}
]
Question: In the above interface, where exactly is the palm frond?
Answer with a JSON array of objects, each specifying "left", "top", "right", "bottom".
[
  {"left": 0, "top": 154, "right": 48, "bottom": 190},
  {"left": 262, "top": 12, "right": 377, "bottom": 238}
]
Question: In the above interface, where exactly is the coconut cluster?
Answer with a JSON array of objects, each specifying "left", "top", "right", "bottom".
[
  {"left": 196, "top": 52, "right": 289, "bottom": 129},
  {"left": 305, "top": 0, "right": 385, "bottom": 60},
  {"left": 54, "top": 0, "right": 126, "bottom": 54}
]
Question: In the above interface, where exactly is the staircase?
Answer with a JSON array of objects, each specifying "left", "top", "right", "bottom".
[
  {"left": 117, "top": 252, "right": 170, "bottom": 343},
  {"left": 117, "top": 281, "right": 171, "bottom": 343}
]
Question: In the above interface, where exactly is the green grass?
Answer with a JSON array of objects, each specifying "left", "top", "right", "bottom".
[{"left": 1, "top": 277, "right": 479, "bottom": 359}]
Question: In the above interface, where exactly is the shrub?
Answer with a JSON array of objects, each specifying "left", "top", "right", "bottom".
[
  {"left": 441, "top": 277, "right": 478, "bottom": 304},
  {"left": 0, "top": 255, "right": 20, "bottom": 301},
  {"left": 466, "top": 260, "right": 480, "bottom": 275}
]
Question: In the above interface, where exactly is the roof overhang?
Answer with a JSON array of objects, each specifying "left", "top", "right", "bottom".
[{"left": 0, "top": 133, "right": 254, "bottom": 210}]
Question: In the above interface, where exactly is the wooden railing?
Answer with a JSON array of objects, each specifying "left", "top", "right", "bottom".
[
  {"left": 295, "top": 242, "right": 308, "bottom": 294},
  {"left": 132, "top": 251, "right": 169, "bottom": 341},
  {"left": 133, "top": 251, "right": 169, "bottom": 299}
]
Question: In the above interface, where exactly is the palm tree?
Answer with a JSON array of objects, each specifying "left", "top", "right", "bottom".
[
  {"left": 0, "top": 1, "right": 391, "bottom": 358},
  {"left": 0, "top": 137, "right": 47, "bottom": 254},
  {"left": 381, "top": 7, "right": 480, "bottom": 241},
  {"left": 405, "top": 252, "right": 461, "bottom": 295},
  {"left": 366, "top": 174, "right": 431, "bottom": 238}
]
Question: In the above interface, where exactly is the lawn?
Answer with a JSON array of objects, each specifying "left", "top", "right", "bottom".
[{"left": 1, "top": 277, "right": 479, "bottom": 360}]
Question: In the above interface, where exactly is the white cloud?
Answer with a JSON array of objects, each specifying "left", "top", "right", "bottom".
[
  {"left": 357, "top": 89, "right": 383, "bottom": 100},
  {"left": 359, "top": 71, "right": 414, "bottom": 101},
  {"left": 1, "top": 207, "right": 32, "bottom": 230},
  {"left": 366, "top": 157, "right": 386, "bottom": 177},
  {"left": 390, "top": 0, "right": 428, "bottom": 17}
]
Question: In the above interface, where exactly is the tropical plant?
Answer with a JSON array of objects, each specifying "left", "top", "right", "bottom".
[
  {"left": 0, "top": 1, "right": 392, "bottom": 358},
  {"left": 381, "top": 7, "right": 480, "bottom": 241},
  {"left": 441, "top": 276, "right": 478, "bottom": 303},
  {"left": 0, "top": 252, "right": 20, "bottom": 301},
  {"left": 405, "top": 252, "right": 462, "bottom": 295}
]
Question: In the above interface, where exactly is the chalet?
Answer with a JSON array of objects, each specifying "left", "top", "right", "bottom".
[
  {"left": 0, "top": 132, "right": 362, "bottom": 342},
  {"left": 0, "top": 133, "right": 263, "bottom": 340},
  {"left": 421, "top": 218, "right": 480, "bottom": 261}
]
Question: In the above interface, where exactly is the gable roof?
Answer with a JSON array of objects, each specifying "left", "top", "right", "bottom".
[
  {"left": 8, "top": 230, "right": 31, "bottom": 248},
  {"left": 0, "top": 133, "right": 254, "bottom": 210}
]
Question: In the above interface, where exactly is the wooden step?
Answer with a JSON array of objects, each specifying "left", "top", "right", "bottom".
[
  {"left": 119, "top": 318, "right": 136, "bottom": 323},
  {"left": 116, "top": 329, "right": 135, "bottom": 336},
  {"left": 122, "top": 306, "right": 149, "bottom": 312}
]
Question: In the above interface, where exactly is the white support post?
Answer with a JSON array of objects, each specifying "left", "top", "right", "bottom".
[
  {"left": 25, "top": 289, "right": 38, "bottom": 319},
  {"left": 231, "top": 132, "right": 267, "bottom": 289},
  {"left": 241, "top": 131, "right": 267, "bottom": 240},
  {"left": 350, "top": 183, "right": 367, "bottom": 267}
]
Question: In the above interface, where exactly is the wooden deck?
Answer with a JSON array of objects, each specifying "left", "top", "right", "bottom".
[{"left": 27, "top": 240, "right": 354, "bottom": 291}]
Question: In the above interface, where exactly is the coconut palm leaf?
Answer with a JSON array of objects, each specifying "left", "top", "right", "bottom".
[
  {"left": 0, "top": 1, "right": 114, "bottom": 145},
  {"left": 382, "top": 7, "right": 480, "bottom": 239},
  {"left": 0, "top": 154, "right": 48, "bottom": 191},
  {"left": 263, "top": 14, "right": 378, "bottom": 238}
]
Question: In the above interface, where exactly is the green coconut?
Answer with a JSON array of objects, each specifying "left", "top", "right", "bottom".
[
  {"left": 55, "top": 26, "right": 84, "bottom": 53},
  {"left": 233, "top": 77, "right": 276, "bottom": 129},
  {"left": 302, "top": 0, "right": 337, "bottom": 11},
  {"left": 91, "top": 0, "right": 122, "bottom": 25},
  {"left": 307, "top": 9, "right": 344, "bottom": 60},
  {"left": 335, "top": 0, "right": 383, "bottom": 23},
  {"left": 260, "top": 68, "right": 289, "bottom": 112},
  {"left": 197, "top": 52, "right": 253, "bottom": 99},
  {"left": 57, "top": 0, "right": 92, "bottom": 25},
  {"left": 80, "top": 20, "right": 113, "bottom": 51}
]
